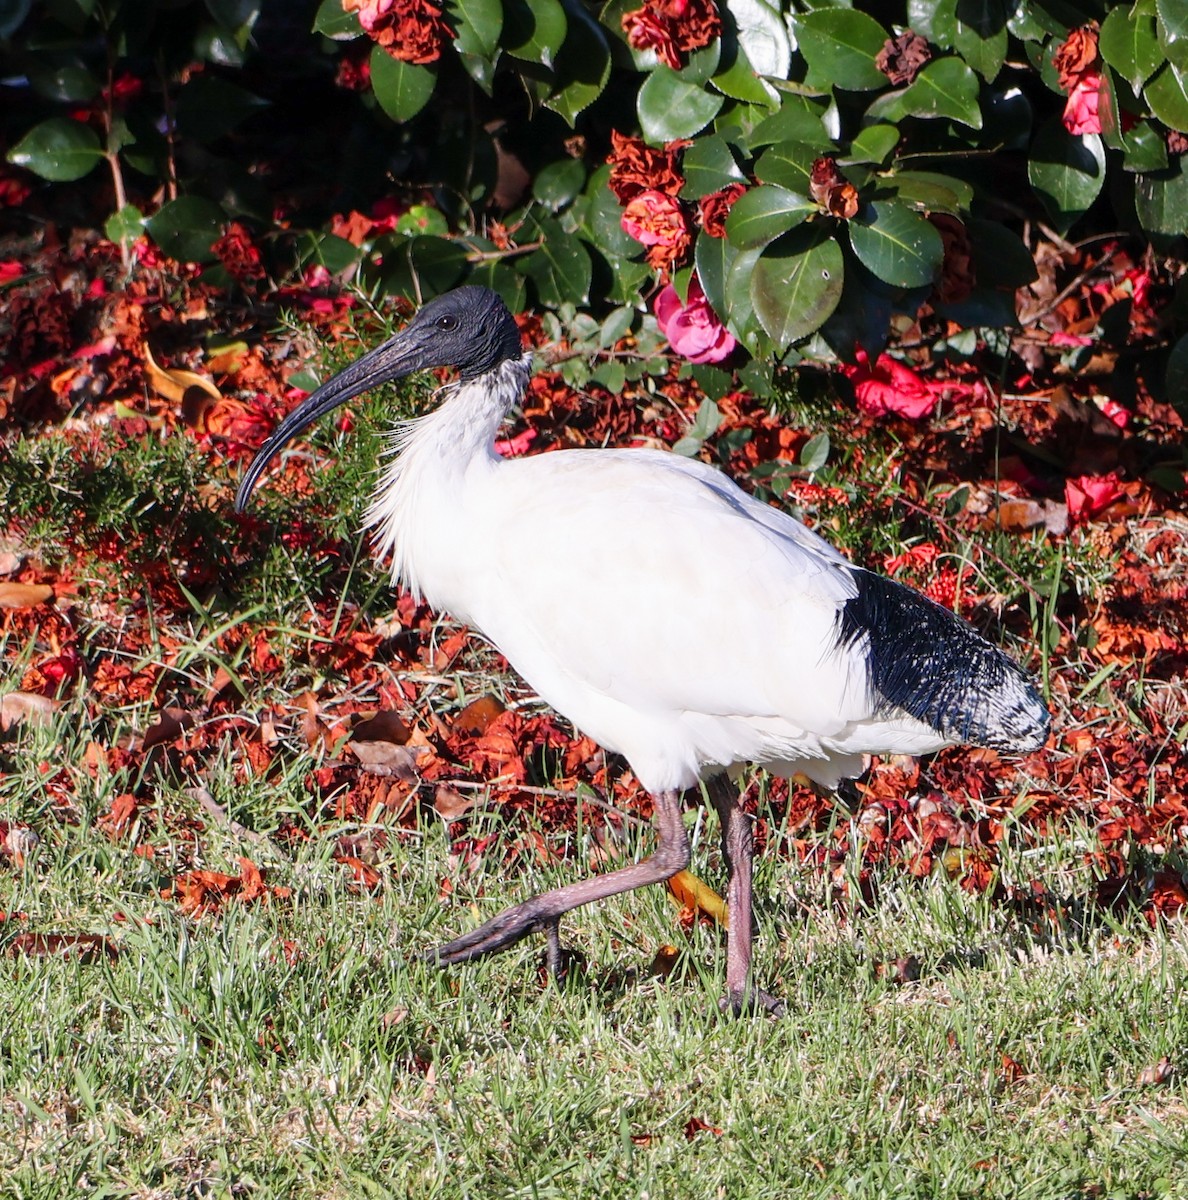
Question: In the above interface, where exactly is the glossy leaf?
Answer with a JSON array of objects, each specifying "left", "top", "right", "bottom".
[
  {"left": 533, "top": 158, "right": 585, "bottom": 209},
  {"left": 28, "top": 58, "right": 100, "bottom": 103},
  {"left": 1135, "top": 159, "right": 1188, "bottom": 238},
  {"left": 791, "top": 8, "right": 888, "bottom": 92},
  {"left": 727, "top": 0, "right": 791, "bottom": 79},
  {"left": 521, "top": 216, "right": 592, "bottom": 306},
  {"left": 145, "top": 197, "right": 227, "bottom": 263},
  {"left": 882, "top": 170, "right": 974, "bottom": 214},
  {"left": 750, "top": 228, "right": 845, "bottom": 349},
  {"left": 7, "top": 118, "right": 102, "bottom": 182},
  {"left": 312, "top": 0, "right": 361, "bottom": 38},
  {"left": 104, "top": 204, "right": 145, "bottom": 244},
  {"left": 725, "top": 185, "right": 815, "bottom": 250},
  {"left": 1098, "top": 5, "right": 1162, "bottom": 93},
  {"left": 1145, "top": 61, "right": 1188, "bottom": 131},
  {"left": 370, "top": 45, "right": 437, "bottom": 122},
  {"left": 447, "top": 0, "right": 501, "bottom": 58},
  {"left": 503, "top": 0, "right": 566, "bottom": 68},
  {"left": 638, "top": 69, "right": 723, "bottom": 142},
  {"left": 1157, "top": 0, "right": 1188, "bottom": 69},
  {"left": 175, "top": 77, "right": 269, "bottom": 143},
  {"left": 546, "top": 7, "right": 610, "bottom": 125},
  {"left": 694, "top": 230, "right": 740, "bottom": 320},
  {"left": 753, "top": 140, "right": 821, "bottom": 194},
  {"left": 844, "top": 124, "right": 900, "bottom": 166},
  {"left": 868, "top": 57, "right": 984, "bottom": 129},
  {"left": 952, "top": 0, "right": 1008, "bottom": 82},
  {"left": 847, "top": 201, "right": 943, "bottom": 289},
  {"left": 1028, "top": 118, "right": 1106, "bottom": 234},
  {"left": 681, "top": 135, "right": 746, "bottom": 199}
]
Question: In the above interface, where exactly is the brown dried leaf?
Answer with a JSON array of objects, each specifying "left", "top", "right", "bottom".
[
  {"left": 352, "top": 709, "right": 412, "bottom": 745},
  {"left": 144, "top": 342, "right": 222, "bottom": 406},
  {"left": 1136, "top": 1056, "right": 1173, "bottom": 1086},
  {"left": 8, "top": 932, "right": 118, "bottom": 962},
  {"left": 0, "top": 582, "right": 53, "bottom": 609},
  {"left": 0, "top": 691, "right": 58, "bottom": 731},
  {"left": 453, "top": 693, "right": 506, "bottom": 736},
  {"left": 433, "top": 784, "right": 485, "bottom": 821},
  {"left": 667, "top": 869, "right": 729, "bottom": 927}
]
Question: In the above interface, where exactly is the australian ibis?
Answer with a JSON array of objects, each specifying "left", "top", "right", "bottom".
[{"left": 236, "top": 286, "right": 1049, "bottom": 1014}]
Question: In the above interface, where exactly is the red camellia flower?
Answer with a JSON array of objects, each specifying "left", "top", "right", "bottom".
[
  {"left": 1065, "top": 472, "right": 1123, "bottom": 521},
  {"left": 622, "top": 0, "right": 721, "bottom": 70},
  {"left": 0, "top": 173, "right": 32, "bottom": 208},
  {"left": 1063, "top": 71, "right": 1103, "bottom": 136},
  {"left": 655, "top": 275, "right": 736, "bottom": 363},
  {"left": 342, "top": 0, "right": 453, "bottom": 65},
  {"left": 213, "top": 222, "right": 266, "bottom": 282},
  {"left": 621, "top": 189, "right": 693, "bottom": 276},
  {"left": 698, "top": 183, "right": 746, "bottom": 238},
  {"left": 841, "top": 347, "right": 938, "bottom": 420}
]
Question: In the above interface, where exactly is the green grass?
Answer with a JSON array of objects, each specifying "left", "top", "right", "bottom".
[{"left": 3, "top": 710, "right": 1187, "bottom": 1200}]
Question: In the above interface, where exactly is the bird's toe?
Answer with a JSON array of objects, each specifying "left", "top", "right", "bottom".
[{"left": 718, "top": 987, "right": 787, "bottom": 1019}]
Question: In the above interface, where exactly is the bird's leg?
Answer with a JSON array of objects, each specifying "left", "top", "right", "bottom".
[
  {"left": 426, "top": 788, "right": 690, "bottom": 970},
  {"left": 706, "top": 775, "right": 786, "bottom": 1017}
]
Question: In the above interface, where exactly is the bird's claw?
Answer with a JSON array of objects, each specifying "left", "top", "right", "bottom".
[
  {"left": 424, "top": 906, "right": 558, "bottom": 968},
  {"left": 719, "top": 987, "right": 787, "bottom": 1019}
]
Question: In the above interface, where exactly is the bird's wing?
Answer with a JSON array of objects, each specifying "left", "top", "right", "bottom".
[{"left": 467, "top": 448, "right": 870, "bottom": 734}]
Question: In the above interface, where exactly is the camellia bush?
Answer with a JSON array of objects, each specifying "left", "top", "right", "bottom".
[{"left": 4, "top": 0, "right": 1188, "bottom": 394}]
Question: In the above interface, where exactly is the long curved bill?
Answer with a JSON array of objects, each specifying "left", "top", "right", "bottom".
[{"left": 234, "top": 330, "right": 430, "bottom": 513}]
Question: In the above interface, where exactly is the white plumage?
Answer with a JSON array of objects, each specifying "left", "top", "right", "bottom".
[{"left": 237, "top": 286, "right": 1049, "bottom": 1014}]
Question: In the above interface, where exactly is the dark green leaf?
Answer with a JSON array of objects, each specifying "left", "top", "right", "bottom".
[
  {"left": 469, "top": 259, "right": 527, "bottom": 311},
  {"left": 882, "top": 170, "right": 974, "bottom": 214},
  {"left": 966, "top": 218, "right": 1037, "bottom": 287},
  {"left": 369, "top": 45, "right": 437, "bottom": 122},
  {"left": 725, "top": 185, "right": 815, "bottom": 250},
  {"left": 953, "top": 0, "right": 1007, "bottom": 82},
  {"left": 7, "top": 118, "right": 102, "bottom": 182},
  {"left": 581, "top": 166, "right": 637, "bottom": 259},
  {"left": 197, "top": 24, "right": 249, "bottom": 67},
  {"left": 867, "top": 57, "right": 983, "bottom": 129},
  {"left": 312, "top": 0, "right": 361, "bottom": 38},
  {"left": 695, "top": 230, "right": 741, "bottom": 320},
  {"left": 753, "top": 140, "right": 821, "bottom": 193},
  {"left": 844, "top": 124, "right": 899, "bottom": 166},
  {"left": 396, "top": 205, "right": 450, "bottom": 236},
  {"left": 521, "top": 216, "right": 591, "bottom": 306},
  {"left": 1121, "top": 120, "right": 1170, "bottom": 173},
  {"left": 104, "top": 204, "right": 145, "bottom": 244},
  {"left": 750, "top": 227, "right": 845, "bottom": 349},
  {"left": 448, "top": 0, "right": 501, "bottom": 58},
  {"left": 1028, "top": 118, "right": 1106, "bottom": 234},
  {"left": 681, "top": 135, "right": 746, "bottom": 200},
  {"left": 1145, "top": 61, "right": 1188, "bottom": 131},
  {"left": 748, "top": 98, "right": 832, "bottom": 149},
  {"left": 638, "top": 69, "right": 724, "bottom": 141},
  {"left": 175, "top": 77, "right": 269, "bottom": 143},
  {"left": 909, "top": 0, "right": 956, "bottom": 45},
  {"left": 1099, "top": 5, "right": 1162, "bottom": 93},
  {"left": 711, "top": 40, "right": 780, "bottom": 107},
  {"left": 799, "top": 431, "right": 830, "bottom": 472},
  {"left": 1165, "top": 330, "right": 1188, "bottom": 402},
  {"left": 847, "top": 201, "right": 943, "bottom": 288},
  {"left": 1157, "top": 0, "right": 1188, "bottom": 69},
  {"left": 533, "top": 158, "right": 586, "bottom": 210},
  {"left": 1135, "top": 159, "right": 1188, "bottom": 237},
  {"left": 27, "top": 59, "right": 100, "bottom": 104},
  {"left": 791, "top": 9, "right": 888, "bottom": 92},
  {"left": 145, "top": 197, "right": 227, "bottom": 263},
  {"left": 503, "top": 0, "right": 567, "bottom": 68},
  {"left": 546, "top": 6, "right": 610, "bottom": 125},
  {"left": 297, "top": 232, "right": 361, "bottom": 274}
]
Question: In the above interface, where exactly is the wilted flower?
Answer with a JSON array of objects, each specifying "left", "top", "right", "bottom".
[
  {"left": 606, "top": 131, "right": 685, "bottom": 203},
  {"left": 1053, "top": 25, "right": 1099, "bottom": 90},
  {"left": 875, "top": 30, "right": 931, "bottom": 86},
  {"left": 655, "top": 275, "right": 736, "bottom": 363},
  {"left": 342, "top": 0, "right": 452, "bottom": 65},
  {"left": 213, "top": 222, "right": 266, "bottom": 283},
  {"left": 809, "top": 156, "right": 859, "bottom": 219},
  {"left": 1053, "top": 25, "right": 1102, "bottom": 136},
  {"left": 622, "top": 0, "right": 721, "bottom": 71},
  {"left": 698, "top": 183, "right": 747, "bottom": 238},
  {"left": 929, "top": 213, "right": 974, "bottom": 304}
]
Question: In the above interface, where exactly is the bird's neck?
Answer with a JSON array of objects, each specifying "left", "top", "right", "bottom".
[{"left": 364, "top": 353, "right": 532, "bottom": 595}]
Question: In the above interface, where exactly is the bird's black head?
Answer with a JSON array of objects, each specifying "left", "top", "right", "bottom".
[{"left": 234, "top": 286, "right": 522, "bottom": 512}]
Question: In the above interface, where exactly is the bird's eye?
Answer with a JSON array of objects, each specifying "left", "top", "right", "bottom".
[{"left": 436, "top": 314, "right": 459, "bottom": 331}]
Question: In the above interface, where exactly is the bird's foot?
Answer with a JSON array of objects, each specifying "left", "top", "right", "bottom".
[
  {"left": 719, "top": 987, "right": 787, "bottom": 1019},
  {"left": 424, "top": 900, "right": 574, "bottom": 973}
]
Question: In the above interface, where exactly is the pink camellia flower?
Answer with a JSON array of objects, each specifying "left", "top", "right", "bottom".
[
  {"left": 1065, "top": 471, "right": 1123, "bottom": 521},
  {"left": 1063, "top": 71, "right": 1102, "bottom": 135},
  {"left": 621, "top": 189, "right": 691, "bottom": 248},
  {"left": 841, "top": 347, "right": 938, "bottom": 420},
  {"left": 655, "top": 275, "right": 736, "bottom": 363}
]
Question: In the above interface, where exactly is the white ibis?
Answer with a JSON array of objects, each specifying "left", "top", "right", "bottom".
[{"left": 236, "top": 286, "right": 1049, "bottom": 1014}]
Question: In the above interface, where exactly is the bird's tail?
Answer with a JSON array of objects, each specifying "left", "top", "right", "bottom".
[{"left": 836, "top": 569, "right": 1050, "bottom": 752}]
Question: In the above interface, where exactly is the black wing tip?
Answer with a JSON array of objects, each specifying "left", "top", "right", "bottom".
[{"left": 838, "top": 568, "right": 1050, "bottom": 751}]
